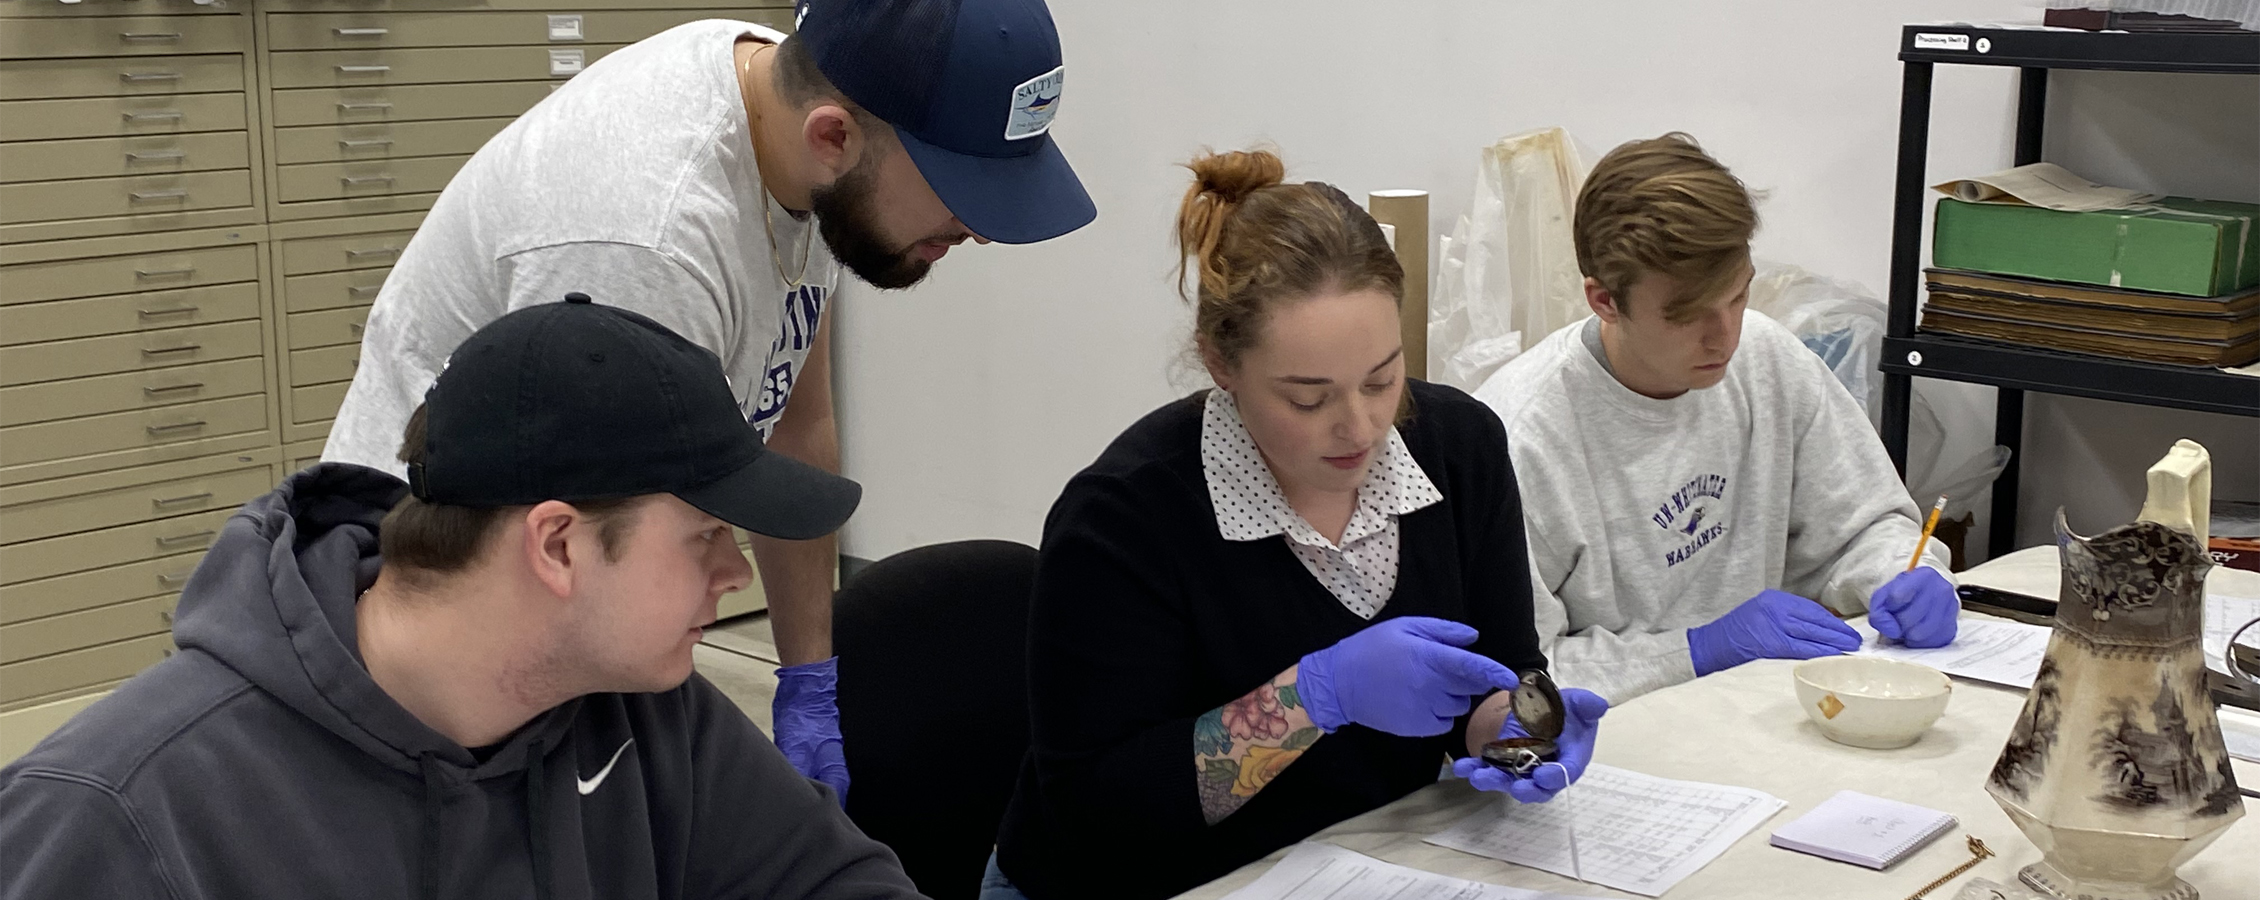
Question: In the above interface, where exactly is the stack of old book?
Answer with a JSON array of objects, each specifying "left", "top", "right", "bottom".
[{"left": 1921, "top": 269, "right": 2260, "bottom": 367}]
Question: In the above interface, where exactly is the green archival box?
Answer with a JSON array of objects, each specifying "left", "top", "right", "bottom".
[{"left": 1932, "top": 196, "right": 2260, "bottom": 298}]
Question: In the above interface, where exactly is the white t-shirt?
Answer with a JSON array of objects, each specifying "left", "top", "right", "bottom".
[
  {"left": 324, "top": 20, "right": 839, "bottom": 474},
  {"left": 1474, "top": 311, "right": 1951, "bottom": 704}
]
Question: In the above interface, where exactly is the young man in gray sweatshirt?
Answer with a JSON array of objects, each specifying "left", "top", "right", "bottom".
[
  {"left": 1474, "top": 134, "right": 1959, "bottom": 704},
  {"left": 0, "top": 296, "right": 921, "bottom": 900}
]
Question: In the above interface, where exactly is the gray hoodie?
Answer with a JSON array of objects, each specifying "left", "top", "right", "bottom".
[{"left": 0, "top": 464, "right": 923, "bottom": 900}]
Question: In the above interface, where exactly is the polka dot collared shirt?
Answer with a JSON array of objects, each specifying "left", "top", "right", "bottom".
[{"left": 1200, "top": 389, "right": 1443, "bottom": 619}]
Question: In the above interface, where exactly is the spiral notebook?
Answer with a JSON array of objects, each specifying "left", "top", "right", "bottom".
[{"left": 1769, "top": 791, "right": 1957, "bottom": 869}]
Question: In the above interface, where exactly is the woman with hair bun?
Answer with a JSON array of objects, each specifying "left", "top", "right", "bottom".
[{"left": 983, "top": 150, "right": 1609, "bottom": 900}]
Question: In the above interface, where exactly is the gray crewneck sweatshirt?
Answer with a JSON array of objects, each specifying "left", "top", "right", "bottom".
[{"left": 1475, "top": 312, "right": 1951, "bottom": 703}]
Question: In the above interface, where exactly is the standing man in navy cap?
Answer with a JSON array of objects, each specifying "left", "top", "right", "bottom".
[{"left": 325, "top": 0, "right": 1095, "bottom": 802}]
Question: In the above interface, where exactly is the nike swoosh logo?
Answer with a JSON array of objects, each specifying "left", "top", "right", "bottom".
[{"left": 577, "top": 739, "right": 634, "bottom": 796}]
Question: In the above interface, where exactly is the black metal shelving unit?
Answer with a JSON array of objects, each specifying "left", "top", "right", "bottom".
[{"left": 1878, "top": 24, "right": 2260, "bottom": 561}]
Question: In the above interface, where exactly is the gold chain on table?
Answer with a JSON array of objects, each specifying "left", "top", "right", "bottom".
[
  {"left": 741, "top": 44, "right": 811, "bottom": 290},
  {"left": 1905, "top": 836, "right": 1996, "bottom": 900}
]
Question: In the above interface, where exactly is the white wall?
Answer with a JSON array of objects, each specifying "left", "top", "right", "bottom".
[{"left": 833, "top": 0, "right": 2259, "bottom": 562}]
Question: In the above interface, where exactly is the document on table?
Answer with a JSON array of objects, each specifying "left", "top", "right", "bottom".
[
  {"left": 1851, "top": 615, "right": 2051, "bottom": 689},
  {"left": 2203, "top": 592, "right": 2260, "bottom": 678},
  {"left": 1220, "top": 842, "right": 1606, "bottom": 900},
  {"left": 1423, "top": 764, "right": 1786, "bottom": 898}
]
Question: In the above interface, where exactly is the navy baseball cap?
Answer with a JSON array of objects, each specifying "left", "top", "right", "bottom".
[
  {"left": 409, "top": 293, "right": 861, "bottom": 541},
  {"left": 794, "top": 0, "right": 1096, "bottom": 244}
]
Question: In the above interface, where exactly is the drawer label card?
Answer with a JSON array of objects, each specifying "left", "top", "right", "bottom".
[
  {"left": 549, "top": 49, "right": 586, "bottom": 77},
  {"left": 548, "top": 15, "right": 585, "bottom": 42}
]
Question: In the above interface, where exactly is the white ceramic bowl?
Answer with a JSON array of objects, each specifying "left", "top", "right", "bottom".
[{"left": 1793, "top": 657, "right": 1952, "bottom": 749}]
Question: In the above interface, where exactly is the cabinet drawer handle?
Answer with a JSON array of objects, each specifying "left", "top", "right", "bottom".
[
  {"left": 345, "top": 246, "right": 401, "bottom": 260},
  {"left": 127, "top": 150, "right": 187, "bottom": 162},
  {"left": 119, "top": 32, "right": 183, "bottom": 41},
  {"left": 142, "top": 344, "right": 202, "bottom": 356},
  {"left": 120, "top": 72, "right": 182, "bottom": 83},
  {"left": 123, "top": 110, "right": 184, "bottom": 122},
  {"left": 349, "top": 321, "right": 365, "bottom": 334},
  {"left": 348, "top": 284, "right": 381, "bottom": 297},
  {"left": 337, "top": 102, "right": 393, "bottom": 112},
  {"left": 153, "top": 492, "right": 215, "bottom": 509},
  {"left": 138, "top": 305, "right": 201, "bottom": 318},
  {"left": 335, "top": 65, "right": 392, "bottom": 74},
  {"left": 337, "top": 138, "right": 394, "bottom": 149},
  {"left": 156, "top": 571, "right": 193, "bottom": 587},
  {"left": 135, "top": 267, "right": 195, "bottom": 280},
  {"left": 160, "top": 609, "right": 174, "bottom": 625},
  {"left": 156, "top": 530, "right": 217, "bottom": 548},
  {"left": 146, "top": 420, "right": 209, "bottom": 435},
  {"left": 341, "top": 175, "right": 395, "bottom": 187},
  {"left": 144, "top": 382, "right": 206, "bottom": 396},
  {"left": 130, "top": 189, "right": 190, "bottom": 201},
  {"left": 333, "top": 27, "right": 390, "bottom": 37}
]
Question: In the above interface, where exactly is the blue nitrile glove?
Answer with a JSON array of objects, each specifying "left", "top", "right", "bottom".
[
  {"left": 1868, "top": 567, "right": 1959, "bottom": 649},
  {"left": 773, "top": 657, "right": 850, "bottom": 805},
  {"left": 1454, "top": 688, "right": 1609, "bottom": 803},
  {"left": 1298, "top": 617, "right": 1521, "bottom": 737},
  {"left": 1686, "top": 589, "right": 1861, "bottom": 676}
]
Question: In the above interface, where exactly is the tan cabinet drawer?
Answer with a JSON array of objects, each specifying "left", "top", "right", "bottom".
[
  {"left": 1, "top": 507, "right": 230, "bottom": 586},
  {"left": 0, "top": 132, "right": 250, "bottom": 184},
  {"left": 267, "top": 44, "right": 626, "bottom": 89},
  {"left": 289, "top": 344, "right": 359, "bottom": 387},
  {"left": 287, "top": 305, "right": 369, "bottom": 348},
  {"left": 0, "top": 464, "right": 269, "bottom": 546},
  {"left": 279, "top": 229, "right": 412, "bottom": 276},
  {"left": 0, "top": 320, "right": 263, "bottom": 387},
  {"left": 287, "top": 439, "right": 327, "bottom": 474},
  {"left": 0, "top": 357, "right": 265, "bottom": 428},
  {"left": 1, "top": 552, "right": 204, "bottom": 626},
  {"left": 0, "top": 93, "right": 246, "bottom": 143},
  {"left": 276, "top": 154, "right": 466, "bottom": 203},
  {"left": 272, "top": 80, "right": 554, "bottom": 126},
  {"left": 0, "top": 595, "right": 176, "bottom": 665},
  {"left": 273, "top": 117, "right": 510, "bottom": 165},
  {"left": 0, "top": 634, "right": 172, "bottom": 708},
  {"left": 0, "top": 169, "right": 253, "bottom": 227},
  {"left": 267, "top": 10, "right": 718, "bottom": 50},
  {"left": 290, "top": 382, "right": 350, "bottom": 425},
  {"left": 282, "top": 266, "right": 388, "bottom": 313},
  {"left": 0, "top": 16, "right": 248, "bottom": 60},
  {"left": 1, "top": 394, "right": 270, "bottom": 469},
  {"left": 1, "top": 243, "right": 255, "bottom": 307},
  {"left": 0, "top": 55, "right": 245, "bottom": 102},
  {"left": 0, "top": 281, "right": 259, "bottom": 347}
]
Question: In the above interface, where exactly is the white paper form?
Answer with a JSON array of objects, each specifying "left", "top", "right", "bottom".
[
  {"left": 1423, "top": 765, "right": 1786, "bottom": 898},
  {"left": 2203, "top": 592, "right": 2260, "bottom": 678},
  {"left": 1850, "top": 616, "right": 2053, "bottom": 689},
  {"left": 1220, "top": 842, "right": 1607, "bottom": 900}
]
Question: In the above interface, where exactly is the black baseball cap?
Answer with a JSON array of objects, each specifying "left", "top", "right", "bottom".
[
  {"left": 795, "top": 0, "right": 1096, "bottom": 244},
  {"left": 407, "top": 293, "right": 861, "bottom": 540}
]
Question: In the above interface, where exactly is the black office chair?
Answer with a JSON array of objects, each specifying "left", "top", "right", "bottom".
[{"left": 835, "top": 540, "right": 1039, "bottom": 900}]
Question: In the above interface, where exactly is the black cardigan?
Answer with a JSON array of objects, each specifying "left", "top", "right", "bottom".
[{"left": 995, "top": 380, "right": 1545, "bottom": 899}]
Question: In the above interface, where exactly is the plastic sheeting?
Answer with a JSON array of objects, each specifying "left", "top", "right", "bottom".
[{"left": 1429, "top": 127, "right": 1591, "bottom": 392}]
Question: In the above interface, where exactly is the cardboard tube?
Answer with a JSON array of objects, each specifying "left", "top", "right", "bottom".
[{"left": 1367, "top": 190, "right": 1429, "bottom": 381}]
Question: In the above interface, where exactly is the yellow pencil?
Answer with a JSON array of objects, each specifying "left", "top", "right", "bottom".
[{"left": 1908, "top": 495, "right": 1947, "bottom": 572}]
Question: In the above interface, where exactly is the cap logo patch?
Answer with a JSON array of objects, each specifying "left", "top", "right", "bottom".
[{"left": 1004, "top": 66, "right": 1063, "bottom": 141}]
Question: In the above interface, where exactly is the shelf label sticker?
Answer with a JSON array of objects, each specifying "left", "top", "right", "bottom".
[
  {"left": 1913, "top": 33, "right": 1971, "bottom": 52},
  {"left": 549, "top": 49, "right": 586, "bottom": 77},
  {"left": 548, "top": 15, "right": 585, "bottom": 42}
]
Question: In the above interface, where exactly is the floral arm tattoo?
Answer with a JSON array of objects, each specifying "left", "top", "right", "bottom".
[{"left": 1193, "top": 663, "right": 1322, "bottom": 825}]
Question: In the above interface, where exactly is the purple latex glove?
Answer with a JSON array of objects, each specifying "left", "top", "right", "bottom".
[
  {"left": 772, "top": 657, "right": 849, "bottom": 805},
  {"left": 1298, "top": 617, "right": 1521, "bottom": 737},
  {"left": 1687, "top": 589, "right": 1861, "bottom": 676},
  {"left": 1868, "top": 567, "right": 1959, "bottom": 649},
  {"left": 1453, "top": 688, "right": 1609, "bottom": 803}
]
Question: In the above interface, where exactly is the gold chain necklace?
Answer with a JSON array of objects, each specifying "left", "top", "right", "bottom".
[{"left": 742, "top": 44, "right": 812, "bottom": 289}]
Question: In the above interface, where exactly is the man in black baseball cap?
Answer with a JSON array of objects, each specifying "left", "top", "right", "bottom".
[
  {"left": 326, "top": 0, "right": 1095, "bottom": 800},
  {"left": 0, "top": 297, "right": 921, "bottom": 899}
]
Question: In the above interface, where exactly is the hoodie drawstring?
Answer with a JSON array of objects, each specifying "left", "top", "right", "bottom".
[
  {"left": 525, "top": 739, "right": 554, "bottom": 900},
  {"left": 417, "top": 752, "right": 446, "bottom": 900}
]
